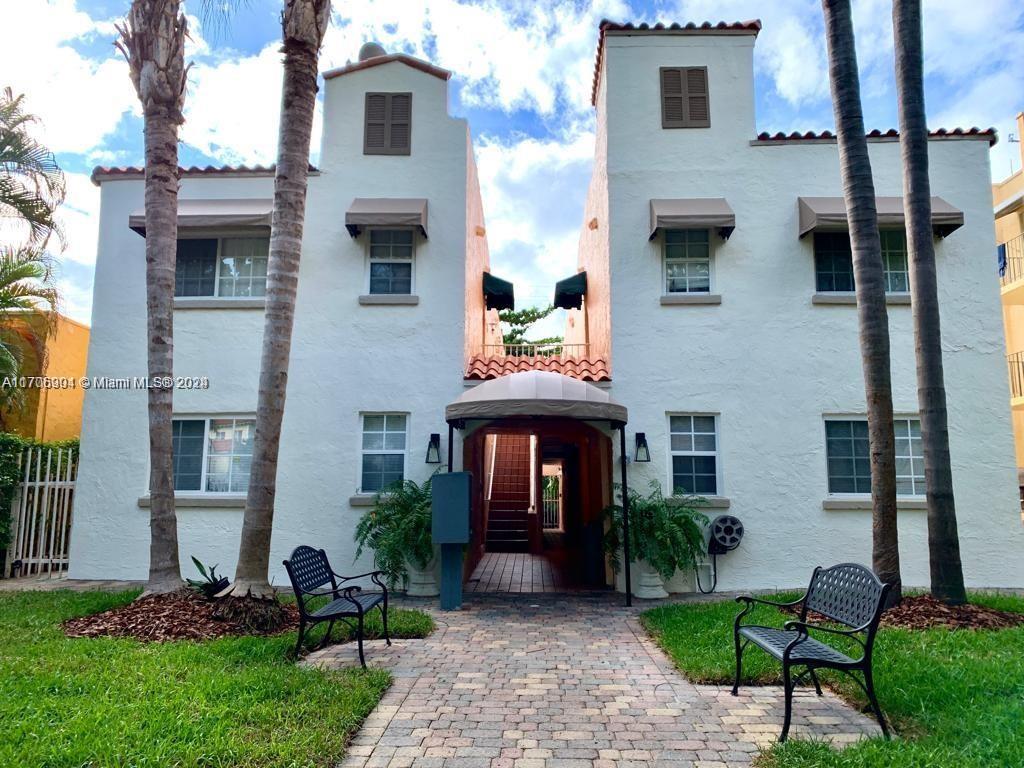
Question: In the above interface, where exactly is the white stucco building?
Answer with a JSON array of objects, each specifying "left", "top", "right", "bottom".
[{"left": 70, "top": 22, "right": 1024, "bottom": 593}]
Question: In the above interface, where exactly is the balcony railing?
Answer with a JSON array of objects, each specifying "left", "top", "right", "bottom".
[
  {"left": 1010, "top": 352, "right": 1024, "bottom": 400},
  {"left": 483, "top": 343, "right": 590, "bottom": 359},
  {"left": 1000, "top": 233, "right": 1024, "bottom": 286}
]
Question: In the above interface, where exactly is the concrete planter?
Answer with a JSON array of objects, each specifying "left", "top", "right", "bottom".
[
  {"left": 631, "top": 559, "right": 669, "bottom": 599},
  {"left": 405, "top": 555, "right": 439, "bottom": 597}
]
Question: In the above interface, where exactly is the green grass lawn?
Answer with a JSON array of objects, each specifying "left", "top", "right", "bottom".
[
  {"left": 642, "top": 593, "right": 1024, "bottom": 768},
  {"left": 0, "top": 589, "right": 433, "bottom": 768}
]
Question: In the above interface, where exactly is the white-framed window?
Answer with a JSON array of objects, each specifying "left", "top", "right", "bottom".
[
  {"left": 360, "top": 413, "right": 408, "bottom": 493},
  {"left": 669, "top": 414, "right": 718, "bottom": 495},
  {"left": 172, "top": 416, "right": 255, "bottom": 493},
  {"left": 664, "top": 229, "right": 711, "bottom": 294},
  {"left": 825, "top": 417, "right": 924, "bottom": 496},
  {"left": 175, "top": 237, "right": 269, "bottom": 298},
  {"left": 368, "top": 229, "right": 414, "bottom": 295}
]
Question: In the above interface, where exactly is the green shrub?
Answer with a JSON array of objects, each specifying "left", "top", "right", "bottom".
[{"left": 354, "top": 476, "right": 434, "bottom": 588}]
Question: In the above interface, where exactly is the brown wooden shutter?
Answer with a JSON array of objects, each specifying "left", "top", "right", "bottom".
[
  {"left": 660, "top": 67, "right": 710, "bottom": 129},
  {"left": 389, "top": 93, "right": 411, "bottom": 153},
  {"left": 364, "top": 92, "right": 412, "bottom": 155},
  {"left": 364, "top": 93, "right": 387, "bottom": 153}
]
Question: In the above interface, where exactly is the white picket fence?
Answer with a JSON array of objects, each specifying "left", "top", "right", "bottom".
[{"left": 8, "top": 447, "right": 76, "bottom": 578}]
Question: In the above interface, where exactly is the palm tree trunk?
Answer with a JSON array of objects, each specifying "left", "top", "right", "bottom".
[
  {"left": 116, "top": 0, "right": 189, "bottom": 594},
  {"left": 822, "top": 0, "right": 902, "bottom": 603},
  {"left": 230, "top": 0, "right": 331, "bottom": 597},
  {"left": 892, "top": 0, "right": 966, "bottom": 604}
]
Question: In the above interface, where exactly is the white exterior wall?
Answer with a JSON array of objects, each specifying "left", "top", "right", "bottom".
[
  {"left": 602, "top": 32, "right": 1024, "bottom": 590},
  {"left": 70, "top": 60, "right": 471, "bottom": 583}
]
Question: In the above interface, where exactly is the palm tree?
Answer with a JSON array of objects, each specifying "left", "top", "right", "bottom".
[
  {"left": 821, "top": 0, "right": 902, "bottom": 603},
  {"left": 115, "top": 0, "right": 189, "bottom": 595},
  {"left": 892, "top": 0, "right": 966, "bottom": 604},
  {"left": 227, "top": 0, "right": 332, "bottom": 598},
  {"left": 0, "top": 88, "right": 66, "bottom": 248},
  {"left": 0, "top": 247, "right": 59, "bottom": 419}
]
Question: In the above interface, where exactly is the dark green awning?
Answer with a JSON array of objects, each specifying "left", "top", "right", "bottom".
[
  {"left": 483, "top": 272, "right": 514, "bottom": 311},
  {"left": 553, "top": 271, "right": 587, "bottom": 310}
]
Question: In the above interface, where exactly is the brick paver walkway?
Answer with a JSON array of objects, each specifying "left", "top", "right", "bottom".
[{"left": 306, "top": 594, "right": 880, "bottom": 767}]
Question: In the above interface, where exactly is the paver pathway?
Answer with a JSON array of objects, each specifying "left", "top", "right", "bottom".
[{"left": 306, "top": 594, "right": 880, "bottom": 768}]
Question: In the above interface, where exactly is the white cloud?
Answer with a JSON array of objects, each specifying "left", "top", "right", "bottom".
[{"left": 0, "top": 0, "right": 136, "bottom": 155}]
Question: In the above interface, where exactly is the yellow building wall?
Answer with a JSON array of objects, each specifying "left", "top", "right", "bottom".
[
  {"left": 995, "top": 112, "right": 1024, "bottom": 470},
  {"left": 3, "top": 312, "right": 90, "bottom": 441}
]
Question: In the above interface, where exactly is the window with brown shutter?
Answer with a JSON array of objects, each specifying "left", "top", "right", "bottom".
[
  {"left": 660, "top": 67, "right": 710, "bottom": 129},
  {"left": 364, "top": 92, "right": 412, "bottom": 155}
]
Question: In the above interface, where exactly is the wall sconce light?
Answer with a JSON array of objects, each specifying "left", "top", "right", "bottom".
[
  {"left": 634, "top": 432, "right": 651, "bottom": 462},
  {"left": 426, "top": 433, "right": 442, "bottom": 464}
]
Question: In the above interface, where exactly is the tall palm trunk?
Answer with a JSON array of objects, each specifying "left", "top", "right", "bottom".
[
  {"left": 116, "top": 0, "right": 188, "bottom": 594},
  {"left": 229, "top": 0, "right": 331, "bottom": 597},
  {"left": 822, "top": 0, "right": 902, "bottom": 603},
  {"left": 892, "top": 0, "right": 966, "bottom": 604}
]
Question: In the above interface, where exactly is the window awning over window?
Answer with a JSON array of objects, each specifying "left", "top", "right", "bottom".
[
  {"left": 797, "top": 196, "right": 964, "bottom": 239},
  {"left": 483, "top": 272, "right": 514, "bottom": 311},
  {"left": 345, "top": 197, "right": 428, "bottom": 238},
  {"left": 649, "top": 198, "right": 735, "bottom": 241},
  {"left": 129, "top": 198, "right": 272, "bottom": 236},
  {"left": 553, "top": 271, "right": 587, "bottom": 310}
]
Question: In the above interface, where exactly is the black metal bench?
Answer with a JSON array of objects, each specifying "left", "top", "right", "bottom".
[
  {"left": 732, "top": 562, "right": 891, "bottom": 742},
  {"left": 283, "top": 545, "right": 390, "bottom": 666}
]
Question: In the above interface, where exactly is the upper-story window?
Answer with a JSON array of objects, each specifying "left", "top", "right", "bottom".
[
  {"left": 364, "top": 92, "right": 412, "bottom": 155},
  {"left": 175, "top": 237, "right": 269, "bottom": 298},
  {"left": 660, "top": 67, "right": 710, "bottom": 129},
  {"left": 368, "top": 229, "right": 414, "bottom": 295},
  {"left": 664, "top": 229, "right": 711, "bottom": 293},
  {"left": 814, "top": 230, "right": 909, "bottom": 294}
]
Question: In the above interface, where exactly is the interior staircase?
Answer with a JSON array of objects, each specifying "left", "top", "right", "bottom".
[{"left": 486, "top": 435, "right": 532, "bottom": 552}]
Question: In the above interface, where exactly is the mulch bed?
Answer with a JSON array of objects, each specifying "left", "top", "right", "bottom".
[
  {"left": 879, "top": 594, "right": 1024, "bottom": 630},
  {"left": 63, "top": 590, "right": 299, "bottom": 642},
  {"left": 788, "top": 594, "right": 1024, "bottom": 631}
]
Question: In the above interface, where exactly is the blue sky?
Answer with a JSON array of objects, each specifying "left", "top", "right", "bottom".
[{"left": 7, "top": 0, "right": 1024, "bottom": 326}]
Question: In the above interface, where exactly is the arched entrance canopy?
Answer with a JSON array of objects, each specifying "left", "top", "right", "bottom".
[
  {"left": 446, "top": 371, "right": 627, "bottom": 424},
  {"left": 445, "top": 371, "right": 635, "bottom": 605}
]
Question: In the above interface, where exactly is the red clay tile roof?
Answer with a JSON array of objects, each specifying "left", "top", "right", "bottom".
[
  {"left": 323, "top": 54, "right": 451, "bottom": 82},
  {"left": 465, "top": 354, "right": 611, "bottom": 383},
  {"left": 591, "top": 19, "right": 762, "bottom": 106},
  {"left": 90, "top": 163, "right": 319, "bottom": 186},
  {"left": 753, "top": 127, "right": 998, "bottom": 146}
]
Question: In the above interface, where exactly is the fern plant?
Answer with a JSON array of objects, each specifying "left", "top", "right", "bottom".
[
  {"left": 603, "top": 481, "right": 708, "bottom": 581},
  {"left": 354, "top": 476, "right": 434, "bottom": 588}
]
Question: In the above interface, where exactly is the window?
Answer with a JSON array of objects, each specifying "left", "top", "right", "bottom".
[
  {"left": 813, "top": 230, "right": 909, "bottom": 294},
  {"left": 669, "top": 414, "right": 718, "bottom": 495},
  {"left": 361, "top": 414, "right": 407, "bottom": 493},
  {"left": 174, "top": 237, "right": 269, "bottom": 298},
  {"left": 660, "top": 67, "right": 710, "bottom": 128},
  {"left": 364, "top": 92, "right": 412, "bottom": 155},
  {"left": 825, "top": 418, "right": 924, "bottom": 496},
  {"left": 664, "top": 229, "right": 710, "bottom": 293},
  {"left": 172, "top": 417, "right": 255, "bottom": 493},
  {"left": 368, "top": 229, "right": 414, "bottom": 295}
]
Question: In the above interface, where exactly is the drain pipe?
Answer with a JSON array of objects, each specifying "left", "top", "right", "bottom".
[{"left": 618, "top": 425, "right": 632, "bottom": 607}]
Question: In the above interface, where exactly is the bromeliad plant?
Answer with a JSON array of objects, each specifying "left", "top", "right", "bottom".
[
  {"left": 354, "top": 476, "right": 434, "bottom": 588},
  {"left": 186, "top": 556, "right": 230, "bottom": 600},
  {"left": 603, "top": 481, "right": 708, "bottom": 580}
]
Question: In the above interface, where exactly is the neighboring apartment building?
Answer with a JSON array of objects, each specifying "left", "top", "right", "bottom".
[
  {"left": 994, "top": 112, "right": 1024, "bottom": 485},
  {"left": 2, "top": 310, "right": 89, "bottom": 441},
  {"left": 70, "top": 24, "right": 1024, "bottom": 591}
]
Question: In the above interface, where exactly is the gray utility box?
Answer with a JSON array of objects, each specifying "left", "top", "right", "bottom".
[{"left": 431, "top": 472, "right": 471, "bottom": 544}]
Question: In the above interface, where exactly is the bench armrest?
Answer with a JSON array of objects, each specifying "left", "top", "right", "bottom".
[
  {"left": 333, "top": 570, "right": 389, "bottom": 595},
  {"left": 735, "top": 594, "right": 804, "bottom": 609}
]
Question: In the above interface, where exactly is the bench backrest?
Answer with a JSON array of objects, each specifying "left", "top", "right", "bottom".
[
  {"left": 803, "top": 563, "right": 888, "bottom": 630},
  {"left": 283, "top": 546, "right": 336, "bottom": 612}
]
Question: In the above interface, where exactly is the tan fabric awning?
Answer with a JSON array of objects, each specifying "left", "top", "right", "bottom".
[
  {"left": 797, "top": 196, "right": 964, "bottom": 238},
  {"left": 446, "top": 371, "right": 627, "bottom": 424},
  {"left": 129, "top": 198, "right": 272, "bottom": 235},
  {"left": 345, "top": 198, "right": 428, "bottom": 238},
  {"left": 649, "top": 198, "right": 736, "bottom": 240}
]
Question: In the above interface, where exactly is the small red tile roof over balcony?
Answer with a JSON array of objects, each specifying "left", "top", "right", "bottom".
[{"left": 465, "top": 354, "right": 611, "bottom": 383}]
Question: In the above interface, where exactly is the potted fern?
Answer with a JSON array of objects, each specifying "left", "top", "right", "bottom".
[
  {"left": 354, "top": 476, "right": 438, "bottom": 597},
  {"left": 604, "top": 481, "right": 707, "bottom": 598}
]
